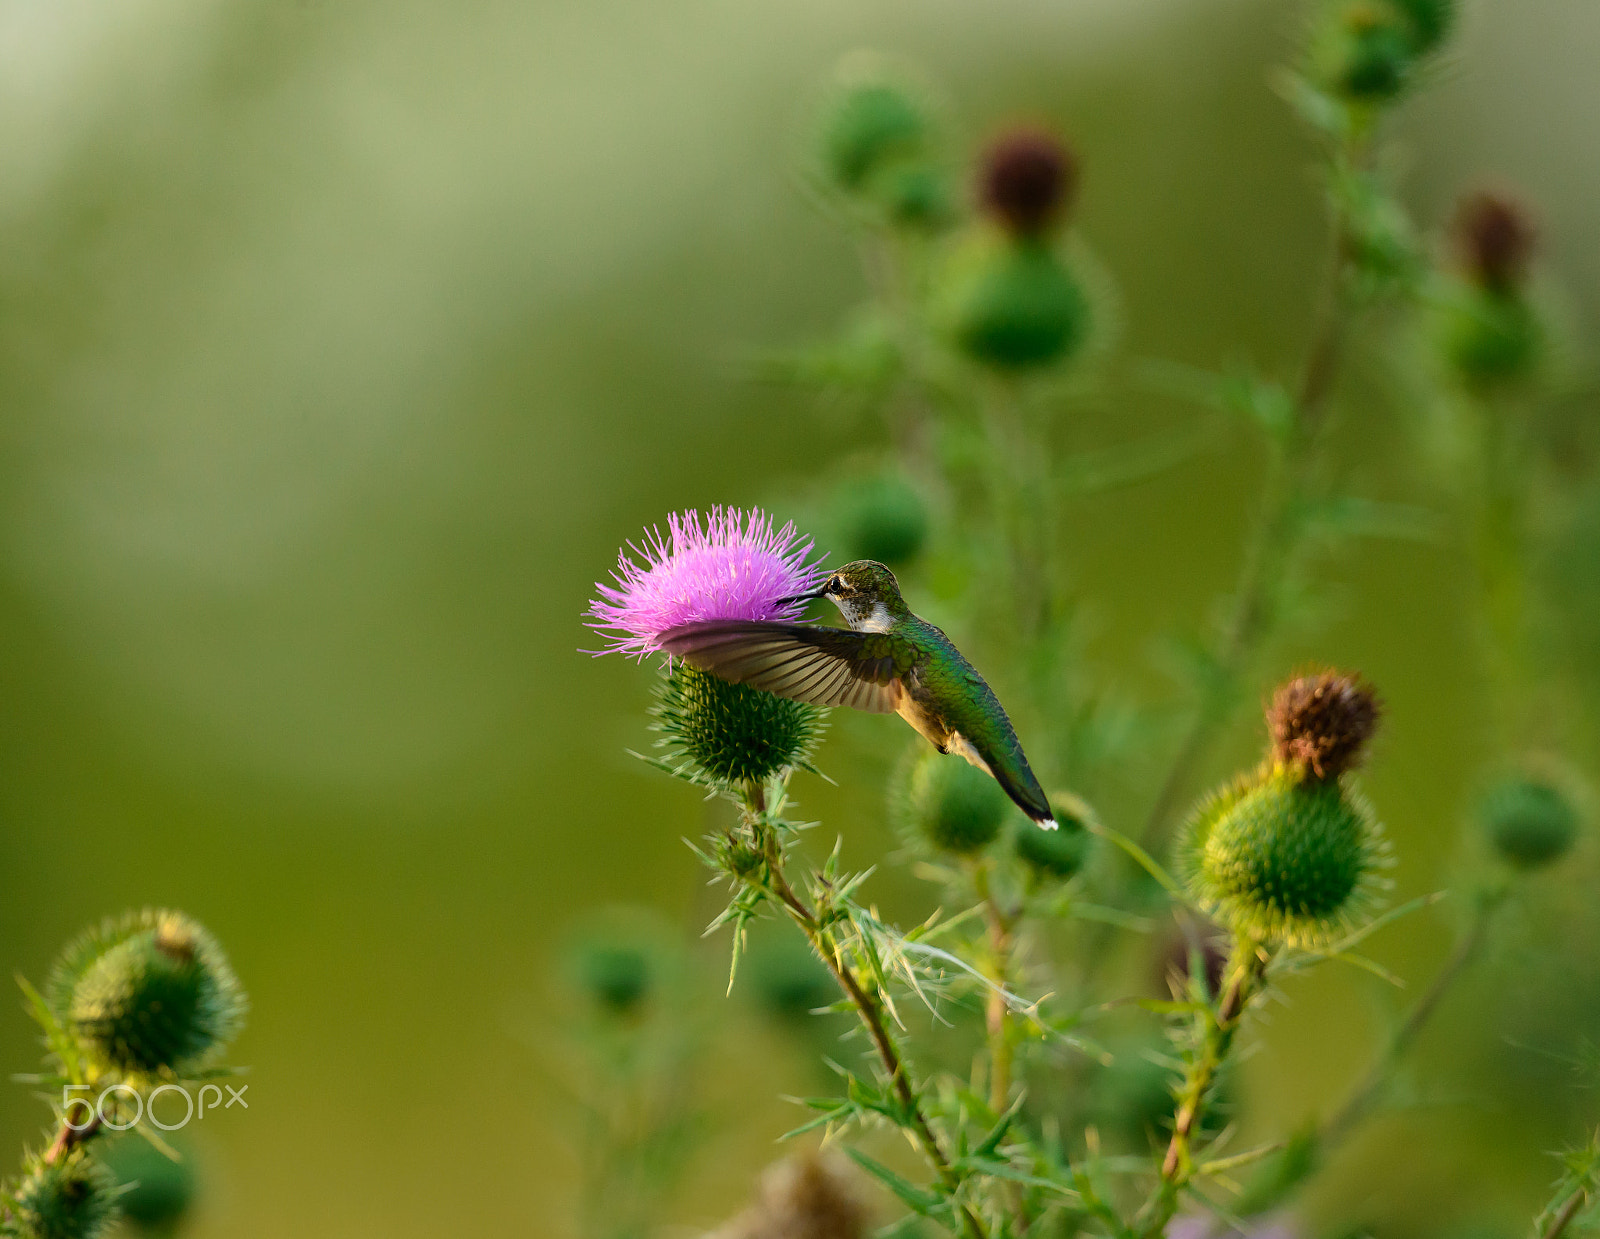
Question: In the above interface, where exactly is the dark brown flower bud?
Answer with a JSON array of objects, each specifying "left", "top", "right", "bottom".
[
  {"left": 1267, "top": 671, "right": 1381, "bottom": 780},
  {"left": 978, "top": 128, "right": 1077, "bottom": 236},
  {"left": 1453, "top": 190, "right": 1537, "bottom": 293}
]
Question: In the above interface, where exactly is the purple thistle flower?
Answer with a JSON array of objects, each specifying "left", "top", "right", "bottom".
[{"left": 586, "top": 506, "right": 827, "bottom": 658}]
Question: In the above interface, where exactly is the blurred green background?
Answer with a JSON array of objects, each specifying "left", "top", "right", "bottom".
[{"left": 2, "top": 1, "right": 1599, "bottom": 1235}]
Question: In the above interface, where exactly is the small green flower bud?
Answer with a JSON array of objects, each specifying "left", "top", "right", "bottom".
[
  {"left": 1314, "top": 0, "right": 1452, "bottom": 103},
  {"left": 940, "top": 235, "right": 1089, "bottom": 371},
  {"left": 1344, "top": 13, "right": 1413, "bottom": 99},
  {"left": 51, "top": 910, "right": 245, "bottom": 1081},
  {"left": 9, "top": 1151, "right": 119, "bottom": 1239},
  {"left": 902, "top": 751, "right": 1008, "bottom": 854},
  {"left": 719, "top": 832, "right": 767, "bottom": 880},
  {"left": 1393, "top": 0, "right": 1455, "bottom": 52},
  {"left": 578, "top": 944, "right": 651, "bottom": 1014},
  {"left": 99, "top": 1135, "right": 196, "bottom": 1234},
  {"left": 834, "top": 472, "right": 929, "bottom": 566},
  {"left": 1479, "top": 776, "right": 1580, "bottom": 870},
  {"left": 653, "top": 663, "right": 827, "bottom": 787},
  {"left": 1434, "top": 189, "right": 1542, "bottom": 385},
  {"left": 819, "top": 78, "right": 930, "bottom": 194},
  {"left": 1014, "top": 792, "right": 1093, "bottom": 880},
  {"left": 879, "top": 161, "right": 954, "bottom": 231},
  {"left": 565, "top": 909, "right": 681, "bottom": 1018},
  {"left": 979, "top": 128, "right": 1077, "bottom": 237}
]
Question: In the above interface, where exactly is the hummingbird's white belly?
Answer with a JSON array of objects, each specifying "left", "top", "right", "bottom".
[{"left": 945, "top": 732, "right": 995, "bottom": 776}]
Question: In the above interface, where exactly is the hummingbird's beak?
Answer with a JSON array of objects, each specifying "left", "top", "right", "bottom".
[{"left": 774, "top": 588, "right": 827, "bottom": 608}]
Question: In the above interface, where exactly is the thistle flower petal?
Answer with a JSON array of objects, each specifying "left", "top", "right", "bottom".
[{"left": 586, "top": 507, "right": 827, "bottom": 657}]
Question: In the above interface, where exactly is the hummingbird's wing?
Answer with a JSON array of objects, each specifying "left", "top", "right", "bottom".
[{"left": 658, "top": 621, "right": 917, "bottom": 713}]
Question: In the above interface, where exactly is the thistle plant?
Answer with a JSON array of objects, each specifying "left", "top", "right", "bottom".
[
  {"left": 580, "top": 5, "right": 1599, "bottom": 1236},
  {"left": 3, "top": 911, "right": 246, "bottom": 1239},
  {"left": 1179, "top": 672, "right": 1388, "bottom": 950},
  {"left": 560, "top": 911, "right": 706, "bottom": 1239}
]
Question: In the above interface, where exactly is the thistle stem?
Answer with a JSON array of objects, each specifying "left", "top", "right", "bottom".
[
  {"left": 42, "top": 1112, "right": 102, "bottom": 1166},
  {"left": 1541, "top": 1186, "right": 1590, "bottom": 1239},
  {"left": 972, "top": 859, "right": 1018, "bottom": 1114},
  {"left": 740, "top": 786, "right": 989, "bottom": 1239},
  {"left": 1139, "top": 937, "right": 1268, "bottom": 1239}
]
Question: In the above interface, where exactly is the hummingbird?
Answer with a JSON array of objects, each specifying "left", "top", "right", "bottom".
[{"left": 660, "top": 560, "right": 1057, "bottom": 829}]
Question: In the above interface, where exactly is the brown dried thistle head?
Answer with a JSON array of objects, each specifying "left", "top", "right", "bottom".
[
  {"left": 706, "top": 1151, "right": 868, "bottom": 1239},
  {"left": 978, "top": 127, "right": 1077, "bottom": 237},
  {"left": 1267, "top": 670, "right": 1382, "bottom": 780},
  {"left": 1453, "top": 190, "right": 1537, "bottom": 293}
]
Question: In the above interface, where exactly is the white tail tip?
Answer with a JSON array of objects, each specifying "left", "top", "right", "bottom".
[{"left": 1037, "top": 818, "right": 1058, "bottom": 831}]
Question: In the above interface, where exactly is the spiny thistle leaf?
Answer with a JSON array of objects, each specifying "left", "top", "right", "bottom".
[{"left": 843, "top": 1148, "right": 943, "bottom": 1216}]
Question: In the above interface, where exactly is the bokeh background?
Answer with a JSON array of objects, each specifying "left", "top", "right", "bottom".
[{"left": 2, "top": 1, "right": 1599, "bottom": 1235}]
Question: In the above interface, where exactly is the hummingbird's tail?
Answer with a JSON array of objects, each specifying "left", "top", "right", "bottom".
[
  {"left": 948, "top": 732, "right": 1056, "bottom": 830},
  {"left": 997, "top": 764, "right": 1057, "bottom": 831}
]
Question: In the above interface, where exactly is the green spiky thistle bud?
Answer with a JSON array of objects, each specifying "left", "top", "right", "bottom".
[
  {"left": 1180, "top": 672, "right": 1389, "bottom": 947},
  {"left": 653, "top": 663, "right": 826, "bottom": 788},
  {"left": 566, "top": 909, "right": 683, "bottom": 1017},
  {"left": 8, "top": 1150, "right": 120, "bottom": 1239},
  {"left": 1336, "top": 7, "right": 1415, "bottom": 100},
  {"left": 833, "top": 471, "right": 929, "bottom": 566},
  {"left": 1392, "top": 0, "right": 1455, "bottom": 53},
  {"left": 899, "top": 750, "right": 1008, "bottom": 855},
  {"left": 576, "top": 944, "right": 651, "bottom": 1015},
  {"left": 1014, "top": 791, "right": 1093, "bottom": 881},
  {"left": 1436, "top": 190, "right": 1542, "bottom": 386},
  {"left": 939, "top": 234, "right": 1089, "bottom": 371},
  {"left": 1313, "top": 0, "right": 1454, "bottom": 105},
  {"left": 1440, "top": 289, "right": 1541, "bottom": 385},
  {"left": 98, "top": 1135, "right": 195, "bottom": 1234},
  {"left": 50, "top": 910, "right": 246, "bottom": 1082},
  {"left": 1478, "top": 775, "right": 1580, "bottom": 871},
  {"left": 818, "top": 69, "right": 931, "bottom": 194},
  {"left": 878, "top": 161, "right": 954, "bottom": 231}
]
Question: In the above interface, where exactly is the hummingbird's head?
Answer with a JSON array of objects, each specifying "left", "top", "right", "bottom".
[{"left": 784, "top": 560, "right": 909, "bottom": 631}]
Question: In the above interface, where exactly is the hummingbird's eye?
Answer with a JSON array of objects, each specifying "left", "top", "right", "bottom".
[{"left": 828, "top": 575, "right": 844, "bottom": 593}]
